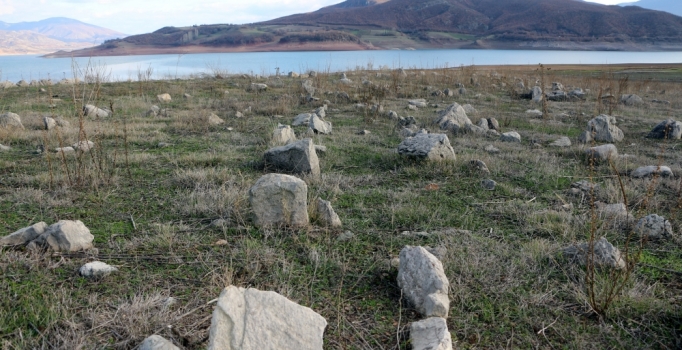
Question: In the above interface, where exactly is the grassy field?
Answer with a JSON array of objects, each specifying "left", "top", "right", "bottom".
[{"left": 0, "top": 63, "right": 680, "bottom": 349}]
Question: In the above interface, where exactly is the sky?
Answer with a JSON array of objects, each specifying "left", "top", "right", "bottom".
[{"left": 0, "top": 0, "right": 635, "bottom": 35}]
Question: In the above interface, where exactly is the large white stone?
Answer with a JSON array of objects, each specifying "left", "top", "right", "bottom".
[
  {"left": 79, "top": 261, "right": 118, "bottom": 278},
  {"left": 580, "top": 115, "right": 623, "bottom": 143},
  {"left": 33, "top": 220, "right": 94, "bottom": 252},
  {"left": 157, "top": 93, "right": 172, "bottom": 102},
  {"left": 434, "top": 103, "right": 472, "bottom": 133},
  {"left": 397, "top": 246, "right": 450, "bottom": 318},
  {"left": 264, "top": 138, "right": 320, "bottom": 177},
  {"left": 249, "top": 174, "right": 309, "bottom": 228},
  {"left": 0, "top": 112, "right": 24, "bottom": 129},
  {"left": 272, "top": 124, "right": 297, "bottom": 145},
  {"left": 83, "top": 105, "right": 110, "bottom": 118},
  {"left": 308, "top": 115, "right": 332, "bottom": 135},
  {"left": 411, "top": 317, "right": 453, "bottom": 350},
  {"left": 208, "top": 286, "right": 327, "bottom": 350},
  {"left": 398, "top": 133, "right": 456, "bottom": 161}
]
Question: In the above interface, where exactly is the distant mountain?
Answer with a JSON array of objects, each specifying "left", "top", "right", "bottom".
[
  {"left": 267, "top": 0, "right": 682, "bottom": 42},
  {"left": 48, "top": 0, "right": 682, "bottom": 57},
  {"left": 0, "top": 30, "right": 93, "bottom": 55},
  {"left": 618, "top": 0, "right": 682, "bottom": 18},
  {"left": 0, "top": 17, "right": 125, "bottom": 43}
]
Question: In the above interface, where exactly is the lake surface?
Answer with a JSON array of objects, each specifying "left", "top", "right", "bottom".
[{"left": 0, "top": 50, "right": 681, "bottom": 83}]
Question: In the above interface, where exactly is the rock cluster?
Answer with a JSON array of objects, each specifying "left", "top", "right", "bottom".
[{"left": 1, "top": 220, "right": 94, "bottom": 252}]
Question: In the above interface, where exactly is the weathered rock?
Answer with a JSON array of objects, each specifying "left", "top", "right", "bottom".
[
  {"left": 635, "top": 214, "right": 673, "bottom": 239},
  {"left": 647, "top": 119, "right": 682, "bottom": 140},
  {"left": 73, "top": 140, "right": 95, "bottom": 152},
  {"left": 139, "top": 335, "right": 180, "bottom": 350},
  {"left": 43, "top": 116, "right": 57, "bottom": 130},
  {"left": 32, "top": 220, "right": 94, "bottom": 252},
  {"left": 410, "top": 318, "right": 453, "bottom": 350},
  {"left": 387, "top": 110, "right": 399, "bottom": 120},
  {"left": 0, "top": 144, "right": 10, "bottom": 151},
  {"left": 264, "top": 139, "right": 320, "bottom": 177},
  {"left": 157, "top": 93, "right": 172, "bottom": 103},
  {"left": 16, "top": 80, "right": 29, "bottom": 87},
  {"left": 464, "top": 124, "right": 488, "bottom": 136},
  {"left": 288, "top": 71, "right": 299, "bottom": 78},
  {"left": 302, "top": 80, "right": 315, "bottom": 96},
  {"left": 631, "top": 166, "right": 673, "bottom": 178},
  {"left": 0, "top": 222, "right": 48, "bottom": 246},
  {"left": 487, "top": 118, "right": 500, "bottom": 131},
  {"left": 569, "top": 88, "right": 586, "bottom": 99},
  {"left": 317, "top": 198, "right": 342, "bottom": 228},
  {"left": 356, "top": 129, "right": 371, "bottom": 135},
  {"left": 308, "top": 115, "right": 332, "bottom": 135},
  {"left": 272, "top": 124, "right": 296, "bottom": 145},
  {"left": 293, "top": 113, "right": 314, "bottom": 126},
  {"left": 314, "top": 107, "right": 326, "bottom": 119},
  {"left": 314, "top": 145, "right": 327, "bottom": 154},
  {"left": 547, "top": 90, "right": 568, "bottom": 101},
  {"left": 397, "top": 246, "right": 450, "bottom": 317},
  {"left": 79, "top": 261, "right": 118, "bottom": 278},
  {"left": 0, "top": 81, "right": 15, "bottom": 89},
  {"left": 531, "top": 86, "right": 543, "bottom": 103},
  {"left": 485, "top": 144, "right": 500, "bottom": 154},
  {"left": 147, "top": 105, "right": 160, "bottom": 117},
  {"left": 563, "top": 237, "right": 626, "bottom": 269},
  {"left": 208, "top": 286, "right": 327, "bottom": 350},
  {"left": 458, "top": 87, "right": 467, "bottom": 95},
  {"left": 549, "top": 136, "right": 572, "bottom": 147},
  {"left": 409, "top": 99, "right": 428, "bottom": 108},
  {"left": 552, "top": 82, "right": 564, "bottom": 91},
  {"left": 585, "top": 144, "right": 617, "bottom": 163},
  {"left": 208, "top": 113, "right": 225, "bottom": 125},
  {"left": 526, "top": 109, "right": 543, "bottom": 118},
  {"left": 470, "top": 160, "right": 490, "bottom": 174},
  {"left": 249, "top": 83, "right": 268, "bottom": 92},
  {"left": 443, "top": 88, "right": 454, "bottom": 97},
  {"left": 0, "top": 112, "right": 24, "bottom": 129},
  {"left": 398, "top": 134, "right": 456, "bottom": 161},
  {"left": 434, "top": 103, "right": 472, "bottom": 133},
  {"left": 621, "top": 94, "right": 643, "bottom": 106},
  {"left": 398, "top": 116, "right": 417, "bottom": 127},
  {"left": 476, "top": 119, "right": 489, "bottom": 130},
  {"left": 481, "top": 179, "right": 497, "bottom": 190},
  {"left": 249, "top": 174, "right": 309, "bottom": 227},
  {"left": 54, "top": 146, "right": 75, "bottom": 154},
  {"left": 580, "top": 115, "right": 623, "bottom": 143},
  {"left": 235, "top": 111, "right": 244, "bottom": 118},
  {"left": 83, "top": 104, "right": 110, "bottom": 118},
  {"left": 500, "top": 131, "right": 521, "bottom": 143}
]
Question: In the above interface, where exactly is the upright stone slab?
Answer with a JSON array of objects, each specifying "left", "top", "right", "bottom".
[
  {"left": 272, "top": 124, "right": 297, "bottom": 145},
  {"left": 308, "top": 115, "right": 332, "bottom": 135},
  {"left": 411, "top": 318, "right": 453, "bottom": 350},
  {"left": 249, "top": 174, "right": 309, "bottom": 228},
  {"left": 398, "top": 133, "right": 456, "bottom": 161},
  {"left": 397, "top": 246, "right": 450, "bottom": 318},
  {"left": 208, "top": 286, "right": 327, "bottom": 350},
  {"left": 264, "top": 139, "right": 320, "bottom": 177},
  {"left": 317, "top": 198, "right": 342, "bottom": 228}
]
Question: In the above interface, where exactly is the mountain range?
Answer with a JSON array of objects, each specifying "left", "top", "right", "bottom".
[
  {"left": 47, "top": 0, "right": 682, "bottom": 57},
  {"left": 0, "top": 17, "right": 125, "bottom": 55}
]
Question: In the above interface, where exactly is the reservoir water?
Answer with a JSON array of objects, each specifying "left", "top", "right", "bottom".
[{"left": 0, "top": 49, "right": 681, "bottom": 83}]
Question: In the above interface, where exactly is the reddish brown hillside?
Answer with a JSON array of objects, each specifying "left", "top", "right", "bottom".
[{"left": 264, "top": 0, "right": 682, "bottom": 42}]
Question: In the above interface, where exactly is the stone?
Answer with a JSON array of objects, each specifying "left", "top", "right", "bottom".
[
  {"left": 308, "top": 115, "right": 332, "bottom": 135},
  {"left": 0, "top": 81, "right": 15, "bottom": 89},
  {"left": 581, "top": 115, "right": 623, "bottom": 143},
  {"left": 410, "top": 318, "right": 453, "bottom": 350},
  {"left": 83, "top": 105, "right": 110, "bottom": 118},
  {"left": 597, "top": 203, "right": 628, "bottom": 219},
  {"left": 147, "top": 105, "right": 160, "bottom": 117},
  {"left": 481, "top": 179, "right": 497, "bottom": 190},
  {"left": 635, "top": 214, "right": 673, "bottom": 239},
  {"left": 249, "top": 83, "right": 268, "bottom": 92},
  {"left": 54, "top": 146, "right": 75, "bottom": 154},
  {"left": 409, "top": 99, "right": 428, "bottom": 108},
  {"left": 397, "top": 246, "right": 450, "bottom": 317},
  {"left": 621, "top": 94, "right": 643, "bottom": 106},
  {"left": 0, "top": 144, "right": 10, "bottom": 151},
  {"left": 569, "top": 88, "right": 586, "bottom": 99},
  {"left": 157, "top": 93, "right": 172, "bottom": 103},
  {"left": 264, "top": 139, "right": 320, "bottom": 177},
  {"left": 208, "top": 286, "right": 327, "bottom": 350},
  {"left": 73, "top": 140, "right": 95, "bottom": 152},
  {"left": 476, "top": 119, "right": 489, "bottom": 130},
  {"left": 32, "top": 220, "right": 94, "bottom": 252},
  {"left": 336, "top": 231, "right": 354, "bottom": 242},
  {"left": 585, "top": 144, "right": 618, "bottom": 163},
  {"left": 434, "top": 103, "right": 472, "bottom": 133},
  {"left": 235, "top": 111, "right": 244, "bottom": 118},
  {"left": 547, "top": 90, "right": 568, "bottom": 101},
  {"left": 469, "top": 159, "right": 490, "bottom": 174},
  {"left": 398, "top": 133, "right": 456, "bottom": 161},
  {"left": 463, "top": 104, "right": 476, "bottom": 114},
  {"left": 356, "top": 129, "right": 371, "bottom": 135},
  {"left": 647, "top": 119, "right": 682, "bottom": 140},
  {"left": 563, "top": 237, "right": 626, "bottom": 269},
  {"left": 549, "top": 136, "right": 572, "bottom": 147},
  {"left": 531, "top": 86, "right": 543, "bottom": 103},
  {"left": 314, "top": 145, "right": 327, "bottom": 154},
  {"left": 302, "top": 80, "right": 315, "bottom": 96},
  {"left": 630, "top": 166, "right": 673, "bottom": 178},
  {"left": 526, "top": 109, "right": 543, "bottom": 118},
  {"left": 139, "top": 335, "right": 180, "bottom": 350},
  {"left": 314, "top": 107, "right": 326, "bottom": 119},
  {"left": 458, "top": 87, "right": 467, "bottom": 95},
  {"left": 183, "top": 93, "right": 192, "bottom": 99},
  {"left": 288, "top": 71, "right": 299, "bottom": 78},
  {"left": 552, "top": 82, "right": 564, "bottom": 91},
  {"left": 0, "top": 112, "right": 24, "bottom": 129},
  {"left": 293, "top": 113, "right": 314, "bottom": 126},
  {"left": 43, "top": 116, "right": 57, "bottom": 130},
  {"left": 500, "top": 131, "right": 521, "bottom": 143},
  {"left": 79, "top": 261, "right": 118, "bottom": 278},
  {"left": 398, "top": 116, "right": 417, "bottom": 127},
  {"left": 485, "top": 145, "right": 500, "bottom": 154},
  {"left": 249, "top": 174, "right": 309, "bottom": 228},
  {"left": 55, "top": 117, "right": 70, "bottom": 128},
  {"left": 272, "top": 124, "right": 296, "bottom": 145},
  {"left": 0, "top": 222, "right": 48, "bottom": 246},
  {"left": 387, "top": 111, "right": 399, "bottom": 120},
  {"left": 16, "top": 80, "right": 29, "bottom": 87},
  {"left": 208, "top": 113, "right": 225, "bottom": 125},
  {"left": 443, "top": 88, "right": 454, "bottom": 97},
  {"left": 317, "top": 198, "right": 342, "bottom": 228},
  {"left": 487, "top": 118, "right": 500, "bottom": 131}
]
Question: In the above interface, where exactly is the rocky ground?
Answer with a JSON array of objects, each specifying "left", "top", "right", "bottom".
[{"left": 0, "top": 64, "right": 681, "bottom": 349}]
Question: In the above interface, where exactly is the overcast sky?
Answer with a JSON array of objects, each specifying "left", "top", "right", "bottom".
[{"left": 0, "top": 0, "right": 634, "bottom": 35}]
